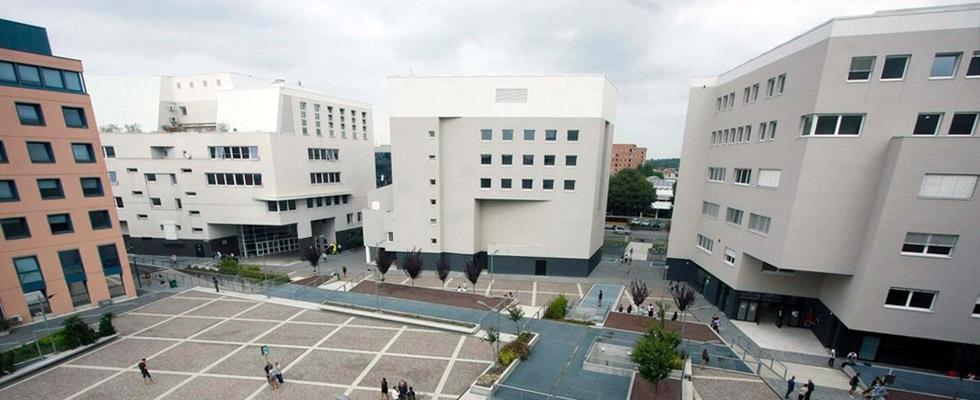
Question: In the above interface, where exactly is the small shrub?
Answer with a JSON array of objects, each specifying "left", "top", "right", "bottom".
[
  {"left": 61, "top": 316, "right": 97, "bottom": 349},
  {"left": 498, "top": 338, "right": 531, "bottom": 366},
  {"left": 517, "top": 331, "right": 534, "bottom": 344},
  {"left": 476, "top": 373, "right": 500, "bottom": 387},
  {"left": 0, "top": 351, "right": 16, "bottom": 375},
  {"left": 0, "top": 317, "right": 11, "bottom": 332},
  {"left": 499, "top": 347, "right": 518, "bottom": 366},
  {"left": 98, "top": 313, "right": 116, "bottom": 337},
  {"left": 543, "top": 294, "right": 569, "bottom": 319}
]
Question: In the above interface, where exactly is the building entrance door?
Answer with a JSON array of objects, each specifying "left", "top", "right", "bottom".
[
  {"left": 859, "top": 336, "right": 880, "bottom": 360},
  {"left": 534, "top": 260, "right": 546, "bottom": 276},
  {"left": 736, "top": 299, "right": 759, "bottom": 321}
]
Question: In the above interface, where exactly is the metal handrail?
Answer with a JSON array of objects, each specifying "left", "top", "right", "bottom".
[{"left": 338, "top": 270, "right": 370, "bottom": 292}]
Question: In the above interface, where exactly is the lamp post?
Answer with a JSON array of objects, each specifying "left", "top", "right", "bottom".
[
  {"left": 488, "top": 247, "right": 499, "bottom": 297},
  {"left": 366, "top": 268, "right": 381, "bottom": 314},
  {"left": 478, "top": 298, "right": 508, "bottom": 359},
  {"left": 40, "top": 293, "right": 56, "bottom": 353}
]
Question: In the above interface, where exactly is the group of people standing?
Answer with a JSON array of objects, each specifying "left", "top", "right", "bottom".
[
  {"left": 264, "top": 361, "right": 285, "bottom": 390},
  {"left": 616, "top": 303, "right": 680, "bottom": 321},
  {"left": 784, "top": 376, "right": 816, "bottom": 400},
  {"left": 380, "top": 377, "right": 417, "bottom": 400}
]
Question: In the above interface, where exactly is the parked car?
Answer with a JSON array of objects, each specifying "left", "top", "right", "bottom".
[
  {"left": 630, "top": 218, "right": 642, "bottom": 225},
  {"left": 651, "top": 222, "right": 662, "bottom": 229},
  {"left": 613, "top": 226, "right": 630, "bottom": 235},
  {"left": 640, "top": 220, "right": 651, "bottom": 227}
]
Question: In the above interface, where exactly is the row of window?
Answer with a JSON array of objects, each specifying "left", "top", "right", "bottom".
[
  {"left": 14, "top": 103, "right": 87, "bottom": 128},
  {"left": 0, "top": 177, "right": 104, "bottom": 202},
  {"left": 718, "top": 74, "right": 786, "bottom": 111},
  {"left": 479, "top": 178, "right": 576, "bottom": 191},
  {"left": 479, "top": 154, "right": 579, "bottom": 167},
  {"left": 204, "top": 173, "right": 262, "bottom": 187},
  {"left": 701, "top": 204, "right": 772, "bottom": 235},
  {"left": 175, "top": 78, "right": 220, "bottom": 89},
  {"left": 209, "top": 146, "right": 259, "bottom": 160},
  {"left": 911, "top": 112, "right": 979, "bottom": 136},
  {"left": 14, "top": 243, "right": 123, "bottom": 305},
  {"left": 710, "top": 121, "right": 778, "bottom": 146},
  {"left": 310, "top": 172, "right": 341, "bottom": 184},
  {"left": 299, "top": 101, "right": 369, "bottom": 139},
  {"left": 308, "top": 148, "right": 340, "bottom": 161},
  {"left": 0, "top": 140, "right": 98, "bottom": 164},
  {"left": 847, "top": 51, "right": 980, "bottom": 82},
  {"left": 1, "top": 210, "right": 113, "bottom": 240},
  {"left": 267, "top": 195, "right": 354, "bottom": 212},
  {"left": 707, "top": 167, "right": 781, "bottom": 188},
  {"left": 479, "top": 129, "right": 580, "bottom": 142},
  {"left": 0, "top": 61, "right": 85, "bottom": 93}
]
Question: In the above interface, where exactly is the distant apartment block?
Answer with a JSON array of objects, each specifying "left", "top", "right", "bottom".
[
  {"left": 375, "top": 145, "right": 392, "bottom": 188},
  {"left": 610, "top": 143, "right": 646, "bottom": 174},
  {"left": 0, "top": 19, "right": 135, "bottom": 323},
  {"left": 668, "top": 4, "right": 980, "bottom": 370},
  {"left": 364, "top": 76, "right": 617, "bottom": 276},
  {"left": 87, "top": 73, "right": 375, "bottom": 257}
]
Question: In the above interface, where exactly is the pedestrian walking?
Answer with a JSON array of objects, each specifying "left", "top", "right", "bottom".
[
  {"left": 828, "top": 348, "right": 837, "bottom": 368},
  {"left": 869, "top": 383, "right": 888, "bottom": 400},
  {"left": 138, "top": 358, "right": 154, "bottom": 384},
  {"left": 274, "top": 361, "right": 284, "bottom": 386},
  {"left": 848, "top": 373, "right": 860, "bottom": 397},
  {"left": 617, "top": 304, "right": 624, "bottom": 313},
  {"left": 804, "top": 379, "right": 815, "bottom": 400},
  {"left": 407, "top": 386, "right": 417, "bottom": 400},
  {"left": 397, "top": 378, "right": 408, "bottom": 400},
  {"left": 269, "top": 363, "right": 282, "bottom": 390},
  {"left": 784, "top": 376, "right": 796, "bottom": 399},
  {"left": 797, "top": 385, "right": 807, "bottom": 400},
  {"left": 626, "top": 304, "right": 633, "bottom": 314},
  {"left": 212, "top": 276, "right": 220, "bottom": 293},
  {"left": 598, "top": 290, "right": 603, "bottom": 307},
  {"left": 380, "top": 377, "right": 390, "bottom": 400},
  {"left": 264, "top": 361, "right": 275, "bottom": 388},
  {"left": 672, "top": 311, "right": 678, "bottom": 321},
  {"left": 343, "top": 265, "right": 348, "bottom": 277},
  {"left": 701, "top": 349, "right": 710, "bottom": 370}
]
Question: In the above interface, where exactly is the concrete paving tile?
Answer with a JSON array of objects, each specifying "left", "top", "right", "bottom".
[
  {"left": 185, "top": 300, "right": 259, "bottom": 318},
  {"left": 388, "top": 330, "right": 460, "bottom": 358},
  {"left": 114, "top": 313, "right": 170, "bottom": 336},
  {"left": 236, "top": 303, "right": 304, "bottom": 321},
  {"left": 250, "top": 381, "right": 343, "bottom": 400},
  {"left": 69, "top": 338, "right": 178, "bottom": 368},
  {"left": 289, "top": 309, "right": 351, "bottom": 324},
  {"left": 693, "top": 378, "right": 780, "bottom": 400},
  {"left": 174, "top": 290, "right": 223, "bottom": 299},
  {"left": 410, "top": 275, "right": 449, "bottom": 288},
  {"left": 0, "top": 366, "right": 116, "bottom": 400},
  {"left": 149, "top": 341, "right": 241, "bottom": 372},
  {"left": 193, "top": 319, "right": 280, "bottom": 343},
  {"left": 536, "top": 281, "right": 582, "bottom": 294},
  {"left": 135, "top": 298, "right": 211, "bottom": 315},
  {"left": 456, "top": 336, "right": 497, "bottom": 362},
  {"left": 359, "top": 355, "right": 448, "bottom": 394},
  {"left": 75, "top": 370, "right": 186, "bottom": 400},
  {"left": 134, "top": 316, "right": 223, "bottom": 339},
  {"left": 350, "top": 388, "right": 388, "bottom": 400},
  {"left": 287, "top": 349, "right": 375, "bottom": 385},
  {"left": 492, "top": 279, "right": 534, "bottom": 291},
  {"left": 347, "top": 316, "right": 405, "bottom": 329},
  {"left": 440, "top": 361, "right": 492, "bottom": 396},
  {"left": 207, "top": 345, "right": 306, "bottom": 377},
  {"left": 256, "top": 323, "right": 336, "bottom": 347},
  {"left": 319, "top": 326, "right": 398, "bottom": 352},
  {"left": 536, "top": 293, "right": 581, "bottom": 307},
  {"left": 161, "top": 375, "right": 265, "bottom": 399}
]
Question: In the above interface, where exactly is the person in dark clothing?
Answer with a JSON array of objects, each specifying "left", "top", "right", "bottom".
[
  {"left": 849, "top": 373, "right": 861, "bottom": 396},
  {"left": 138, "top": 358, "right": 154, "bottom": 384},
  {"left": 397, "top": 379, "right": 408, "bottom": 400},
  {"left": 407, "top": 386, "right": 417, "bottom": 400},
  {"left": 627, "top": 304, "right": 633, "bottom": 314},
  {"left": 212, "top": 276, "right": 220, "bottom": 293},
  {"left": 804, "top": 379, "right": 815, "bottom": 400},
  {"left": 784, "top": 376, "right": 795, "bottom": 398},
  {"left": 380, "top": 377, "right": 389, "bottom": 400},
  {"left": 672, "top": 311, "right": 678, "bottom": 321},
  {"left": 598, "top": 290, "right": 603, "bottom": 307}
]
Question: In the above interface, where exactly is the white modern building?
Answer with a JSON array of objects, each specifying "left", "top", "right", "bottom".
[
  {"left": 87, "top": 73, "right": 375, "bottom": 257},
  {"left": 667, "top": 4, "right": 980, "bottom": 370},
  {"left": 364, "top": 76, "right": 617, "bottom": 276}
]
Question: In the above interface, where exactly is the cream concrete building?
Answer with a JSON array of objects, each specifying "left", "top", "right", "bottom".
[
  {"left": 364, "top": 76, "right": 617, "bottom": 276},
  {"left": 87, "top": 73, "right": 375, "bottom": 257},
  {"left": 667, "top": 4, "right": 980, "bottom": 370}
]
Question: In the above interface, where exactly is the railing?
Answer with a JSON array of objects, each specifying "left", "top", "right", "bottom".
[
  {"left": 338, "top": 270, "right": 370, "bottom": 292},
  {"left": 492, "top": 384, "right": 579, "bottom": 400},
  {"left": 732, "top": 335, "right": 788, "bottom": 380},
  {"left": 128, "top": 255, "right": 215, "bottom": 269},
  {"left": 130, "top": 262, "right": 286, "bottom": 296}
]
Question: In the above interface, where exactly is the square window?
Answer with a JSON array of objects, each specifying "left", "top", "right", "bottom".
[
  {"left": 523, "top": 154, "right": 534, "bottom": 166},
  {"left": 47, "top": 213, "right": 73, "bottom": 234},
  {"left": 429, "top": 179, "right": 436, "bottom": 186},
  {"left": 930, "top": 53, "right": 961, "bottom": 78},
  {"left": 150, "top": 197, "right": 162, "bottom": 207},
  {"left": 502, "top": 129, "right": 514, "bottom": 141},
  {"left": 42, "top": 68, "right": 64, "bottom": 89},
  {"left": 0, "top": 180, "right": 19, "bottom": 202},
  {"left": 62, "top": 107, "right": 88, "bottom": 128},
  {"left": 431, "top": 238, "right": 437, "bottom": 244},
  {"left": 501, "top": 154, "right": 513, "bottom": 165},
  {"left": 480, "top": 178, "right": 491, "bottom": 189},
  {"left": 71, "top": 143, "right": 96, "bottom": 163},
  {"left": 967, "top": 51, "right": 980, "bottom": 77},
  {"left": 544, "top": 155, "right": 556, "bottom": 166},
  {"left": 1, "top": 217, "right": 31, "bottom": 239},
  {"left": 37, "top": 179, "right": 64, "bottom": 199},
  {"left": 501, "top": 178, "right": 512, "bottom": 189},
  {"left": 522, "top": 179, "right": 533, "bottom": 190},
  {"left": 481, "top": 154, "right": 492, "bottom": 165},
  {"left": 80, "top": 177, "right": 104, "bottom": 197},
  {"left": 430, "top": 199, "right": 437, "bottom": 205},
  {"left": 543, "top": 179, "right": 554, "bottom": 190},
  {"left": 17, "top": 65, "right": 41, "bottom": 85},
  {"left": 726, "top": 207, "right": 744, "bottom": 225},
  {"left": 881, "top": 55, "right": 910, "bottom": 80},
  {"left": 913, "top": 113, "right": 943, "bottom": 135},
  {"left": 565, "top": 155, "right": 577, "bottom": 166},
  {"left": 545, "top": 130, "right": 557, "bottom": 141},
  {"left": 16, "top": 103, "right": 44, "bottom": 126},
  {"left": 567, "top": 130, "right": 579, "bottom": 141},
  {"left": 724, "top": 248, "right": 736, "bottom": 265},
  {"left": 0, "top": 61, "right": 15, "bottom": 82},
  {"left": 734, "top": 168, "right": 752, "bottom": 185},
  {"left": 103, "top": 146, "right": 116, "bottom": 158},
  {"left": 64, "top": 71, "right": 83, "bottom": 92},
  {"left": 847, "top": 56, "right": 875, "bottom": 81},
  {"left": 114, "top": 197, "right": 124, "bottom": 208},
  {"left": 524, "top": 129, "right": 535, "bottom": 141},
  {"left": 481, "top": 129, "right": 492, "bottom": 141},
  {"left": 563, "top": 180, "right": 575, "bottom": 191},
  {"left": 429, "top": 130, "right": 435, "bottom": 138},
  {"left": 26, "top": 142, "right": 55, "bottom": 163},
  {"left": 948, "top": 113, "right": 978, "bottom": 135}
]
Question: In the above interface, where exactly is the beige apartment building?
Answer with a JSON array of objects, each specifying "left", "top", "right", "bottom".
[
  {"left": 364, "top": 76, "right": 617, "bottom": 276},
  {"left": 667, "top": 4, "right": 980, "bottom": 371},
  {"left": 0, "top": 19, "right": 135, "bottom": 324},
  {"left": 610, "top": 143, "right": 646, "bottom": 174}
]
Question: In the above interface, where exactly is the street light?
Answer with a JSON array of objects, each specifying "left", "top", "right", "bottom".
[
  {"left": 39, "top": 293, "right": 56, "bottom": 353},
  {"left": 365, "top": 268, "right": 381, "bottom": 314},
  {"left": 488, "top": 247, "right": 499, "bottom": 297},
  {"left": 477, "top": 298, "right": 507, "bottom": 360}
]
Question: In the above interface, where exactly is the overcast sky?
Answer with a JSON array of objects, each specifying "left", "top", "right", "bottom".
[{"left": 5, "top": 0, "right": 960, "bottom": 158}]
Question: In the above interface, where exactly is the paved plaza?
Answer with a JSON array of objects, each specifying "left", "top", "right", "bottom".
[{"left": 0, "top": 289, "right": 495, "bottom": 400}]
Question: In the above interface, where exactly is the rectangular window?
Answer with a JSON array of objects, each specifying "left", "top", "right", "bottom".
[
  {"left": 27, "top": 141, "right": 55, "bottom": 163},
  {"left": 967, "top": 51, "right": 980, "bottom": 77},
  {"left": 973, "top": 297, "right": 980, "bottom": 317},
  {"left": 523, "top": 129, "right": 535, "bottom": 141},
  {"left": 502, "top": 129, "right": 514, "bottom": 141},
  {"left": 743, "top": 87, "right": 751, "bottom": 104},
  {"left": 132, "top": 190, "right": 143, "bottom": 196},
  {"left": 80, "top": 177, "right": 104, "bottom": 197},
  {"left": 346, "top": 213, "right": 353, "bottom": 224},
  {"left": 522, "top": 179, "right": 533, "bottom": 190},
  {"left": 1, "top": 217, "right": 31, "bottom": 239},
  {"left": 97, "top": 244, "right": 122, "bottom": 272},
  {"left": 545, "top": 130, "right": 557, "bottom": 141},
  {"left": 881, "top": 55, "right": 910, "bottom": 80},
  {"left": 565, "top": 155, "right": 577, "bottom": 166},
  {"left": 696, "top": 234, "right": 713, "bottom": 253},
  {"left": 759, "top": 123, "right": 767, "bottom": 141},
  {"left": 71, "top": 143, "right": 96, "bottom": 163},
  {"left": 205, "top": 173, "right": 262, "bottom": 187},
  {"left": 114, "top": 196, "right": 123, "bottom": 208},
  {"left": 0, "top": 141, "right": 7, "bottom": 163},
  {"left": 777, "top": 74, "right": 786, "bottom": 94},
  {"left": 41, "top": 68, "right": 64, "bottom": 89},
  {"left": 0, "top": 61, "right": 15, "bottom": 82},
  {"left": 150, "top": 197, "right": 162, "bottom": 207},
  {"left": 800, "top": 114, "right": 864, "bottom": 136},
  {"left": 751, "top": 83, "right": 759, "bottom": 101},
  {"left": 500, "top": 178, "right": 512, "bottom": 189},
  {"left": 913, "top": 113, "right": 943, "bottom": 135},
  {"left": 37, "top": 179, "right": 64, "bottom": 199},
  {"left": 300, "top": 101, "right": 308, "bottom": 135},
  {"left": 948, "top": 113, "right": 978, "bottom": 135},
  {"left": 501, "top": 154, "right": 513, "bottom": 165},
  {"left": 14, "top": 256, "right": 43, "bottom": 291},
  {"left": 17, "top": 65, "right": 41, "bottom": 86},
  {"left": 543, "top": 179, "right": 554, "bottom": 190},
  {"left": 734, "top": 168, "right": 751, "bottom": 185},
  {"left": 47, "top": 213, "right": 73, "bottom": 234},
  {"left": 716, "top": 97, "right": 722, "bottom": 111},
  {"left": 481, "top": 129, "right": 492, "bottom": 141},
  {"left": 567, "top": 130, "right": 579, "bottom": 141},
  {"left": 145, "top": 173, "right": 157, "bottom": 182},
  {"left": 523, "top": 154, "right": 534, "bottom": 166},
  {"left": 724, "top": 248, "right": 736, "bottom": 265},
  {"left": 544, "top": 155, "right": 556, "bottom": 166},
  {"left": 0, "top": 180, "right": 19, "bottom": 202},
  {"left": 766, "top": 78, "right": 775, "bottom": 97},
  {"left": 701, "top": 201, "right": 719, "bottom": 218},
  {"left": 59, "top": 249, "right": 86, "bottom": 284},
  {"left": 62, "top": 107, "right": 87, "bottom": 128},
  {"left": 930, "top": 53, "right": 961, "bottom": 78},
  {"left": 480, "top": 178, "right": 491, "bottom": 189},
  {"left": 708, "top": 167, "right": 726, "bottom": 182},
  {"left": 847, "top": 56, "right": 875, "bottom": 81},
  {"left": 209, "top": 146, "right": 259, "bottom": 160},
  {"left": 725, "top": 208, "right": 744, "bottom": 225},
  {"left": 769, "top": 121, "right": 777, "bottom": 139},
  {"left": 137, "top": 214, "right": 148, "bottom": 219},
  {"left": 563, "top": 180, "right": 575, "bottom": 191},
  {"left": 481, "top": 154, "right": 492, "bottom": 165},
  {"left": 89, "top": 210, "right": 112, "bottom": 230},
  {"left": 919, "top": 174, "right": 977, "bottom": 199},
  {"left": 744, "top": 125, "right": 751, "bottom": 142},
  {"left": 103, "top": 146, "right": 116, "bottom": 158},
  {"left": 758, "top": 169, "right": 781, "bottom": 188},
  {"left": 748, "top": 214, "right": 771, "bottom": 235},
  {"left": 901, "top": 233, "right": 957, "bottom": 257},
  {"left": 16, "top": 103, "right": 44, "bottom": 126},
  {"left": 885, "top": 288, "right": 937, "bottom": 311}
]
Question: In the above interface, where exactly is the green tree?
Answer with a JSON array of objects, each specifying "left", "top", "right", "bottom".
[
  {"left": 61, "top": 316, "right": 97, "bottom": 349},
  {"left": 607, "top": 169, "right": 656, "bottom": 216},
  {"left": 647, "top": 158, "right": 680, "bottom": 169},
  {"left": 632, "top": 325, "right": 683, "bottom": 396},
  {"left": 506, "top": 305, "right": 525, "bottom": 334}
]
